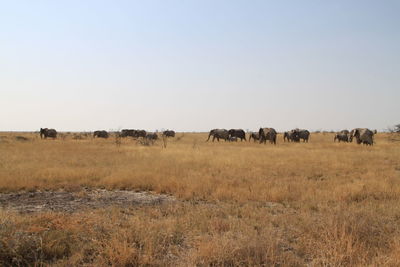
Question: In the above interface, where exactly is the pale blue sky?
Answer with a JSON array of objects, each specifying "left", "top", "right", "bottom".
[{"left": 1, "top": 1, "right": 399, "bottom": 132}]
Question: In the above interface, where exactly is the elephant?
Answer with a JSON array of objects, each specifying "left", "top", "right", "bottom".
[
  {"left": 291, "top": 129, "right": 310, "bottom": 142},
  {"left": 145, "top": 132, "right": 158, "bottom": 140},
  {"left": 283, "top": 131, "right": 297, "bottom": 142},
  {"left": 229, "top": 136, "right": 238, "bottom": 142},
  {"left": 93, "top": 130, "right": 109, "bottom": 138},
  {"left": 334, "top": 133, "right": 349, "bottom": 142},
  {"left": 283, "top": 131, "right": 290, "bottom": 142},
  {"left": 40, "top": 128, "right": 57, "bottom": 139},
  {"left": 134, "top": 130, "right": 147, "bottom": 138},
  {"left": 248, "top": 132, "right": 260, "bottom": 142},
  {"left": 228, "top": 129, "right": 246, "bottom": 141},
  {"left": 259, "top": 127, "right": 277, "bottom": 145},
  {"left": 162, "top": 130, "right": 175, "bottom": 138},
  {"left": 283, "top": 130, "right": 299, "bottom": 142},
  {"left": 120, "top": 129, "right": 135, "bottom": 138},
  {"left": 349, "top": 128, "right": 374, "bottom": 145},
  {"left": 206, "top": 129, "right": 229, "bottom": 142}
]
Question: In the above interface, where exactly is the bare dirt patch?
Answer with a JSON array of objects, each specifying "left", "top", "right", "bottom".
[{"left": 0, "top": 189, "right": 175, "bottom": 213}]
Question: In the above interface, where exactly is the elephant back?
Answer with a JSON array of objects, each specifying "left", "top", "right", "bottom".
[
  {"left": 121, "top": 129, "right": 135, "bottom": 137},
  {"left": 217, "top": 129, "right": 229, "bottom": 139},
  {"left": 146, "top": 132, "right": 158, "bottom": 140},
  {"left": 47, "top": 129, "right": 57, "bottom": 138},
  {"left": 298, "top": 129, "right": 310, "bottom": 139},
  {"left": 94, "top": 130, "right": 109, "bottom": 138},
  {"left": 163, "top": 130, "right": 175, "bottom": 137},
  {"left": 135, "top": 130, "right": 147, "bottom": 138},
  {"left": 228, "top": 129, "right": 246, "bottom": 140}
]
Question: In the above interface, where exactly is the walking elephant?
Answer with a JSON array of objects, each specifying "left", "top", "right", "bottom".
[
  {"left": 162, "top": 130, "right": 175, "bottom": 138},
  {"left": 248, "top": 132, "right": 260, "bottom": 142},
  {"left": 334, "top": 130, "right": 349, "bottom": 143},
  {"left": 146, "top": 132, "right": 158, "bottom": 140},
  {"left": 259, "top": 127, "right": 277, "bottom": 145},
  {"left": 206, "top": 129, "right": 229, "bottom": 142},
  {"left": 93, "top": 130, "right": 109, "bottom": 138},
  {"left": 283, "top": 130, "right": 300, "bottom": 142},
  {"left": 134, "top": 130, "right": 147, "bottom": 138},
  {"left": 334, "top": 133, "right": 349, "bottom": 142},
  {"left": 291, "top": 129, "right": 310, "bottom": 142},
  {"left": 228, "top": 129, "right": 246, "bottom": 141},
  {"left": 120, "top": 129, "right": 135, "bottom": 138},
  {"left": 349, "top": 128, "right": 374, "bottom": 145}
]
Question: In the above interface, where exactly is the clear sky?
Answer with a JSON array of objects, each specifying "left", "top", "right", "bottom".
[{"left": 1, "top": 1, "right": 399, "bottom": 132}]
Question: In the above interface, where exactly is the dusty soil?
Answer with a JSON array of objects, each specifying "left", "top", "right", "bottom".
[{"left": 0, "top": 189, "right": 175, "bottom": 213}]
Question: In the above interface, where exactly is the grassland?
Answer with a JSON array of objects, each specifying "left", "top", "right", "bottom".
[{"left": 0, "top": 132, "right": 400, "bottom": 266}]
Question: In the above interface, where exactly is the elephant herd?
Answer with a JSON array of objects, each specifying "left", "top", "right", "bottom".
[
  {"left": 207, "top": 128, "right": 376, "bottom": 146},
  {"left": 206, "top": 128, "right": 294, "bottom": 144},
  {"left": 333, "top": 128, "right": 376, "bottom": 145},
  {"left": 283, "top": 129, "right": 310, "bottom": 143},
  {"left": 119, "top": 129, "right": 176, "bottom": 140},
  {"left": 39, "top": 127, "right": 376, "bottom": 146},
  {"left": 206, "top": 128, "right": 297, "bottom": 144},
  {"left": 39, "top": 128, "right": 176, "bottom": 141}
]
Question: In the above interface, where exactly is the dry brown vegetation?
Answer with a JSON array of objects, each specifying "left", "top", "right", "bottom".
[{"left": 1, "top": 132, "right": 400, "bottom": 266}]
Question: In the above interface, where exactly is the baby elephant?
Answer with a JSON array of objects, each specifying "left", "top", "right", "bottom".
[
  {"left": 334, "top": 133, "right": 349, "bottom": 142},
  {"left": 229, "top": 136, "right": 238, "bottom": 142}
]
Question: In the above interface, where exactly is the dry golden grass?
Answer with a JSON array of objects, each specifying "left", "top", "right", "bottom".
[{"left": 1, "top": 132, "right": 400, "bottom": 266}]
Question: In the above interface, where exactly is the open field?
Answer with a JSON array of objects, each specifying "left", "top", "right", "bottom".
[{"left": 1, "top": 132, "right": 400, "bottom": 266}]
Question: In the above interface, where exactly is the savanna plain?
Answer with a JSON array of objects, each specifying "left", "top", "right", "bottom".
[{"left": 1, "top": 132, "right": 400, "bottom": 266}]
